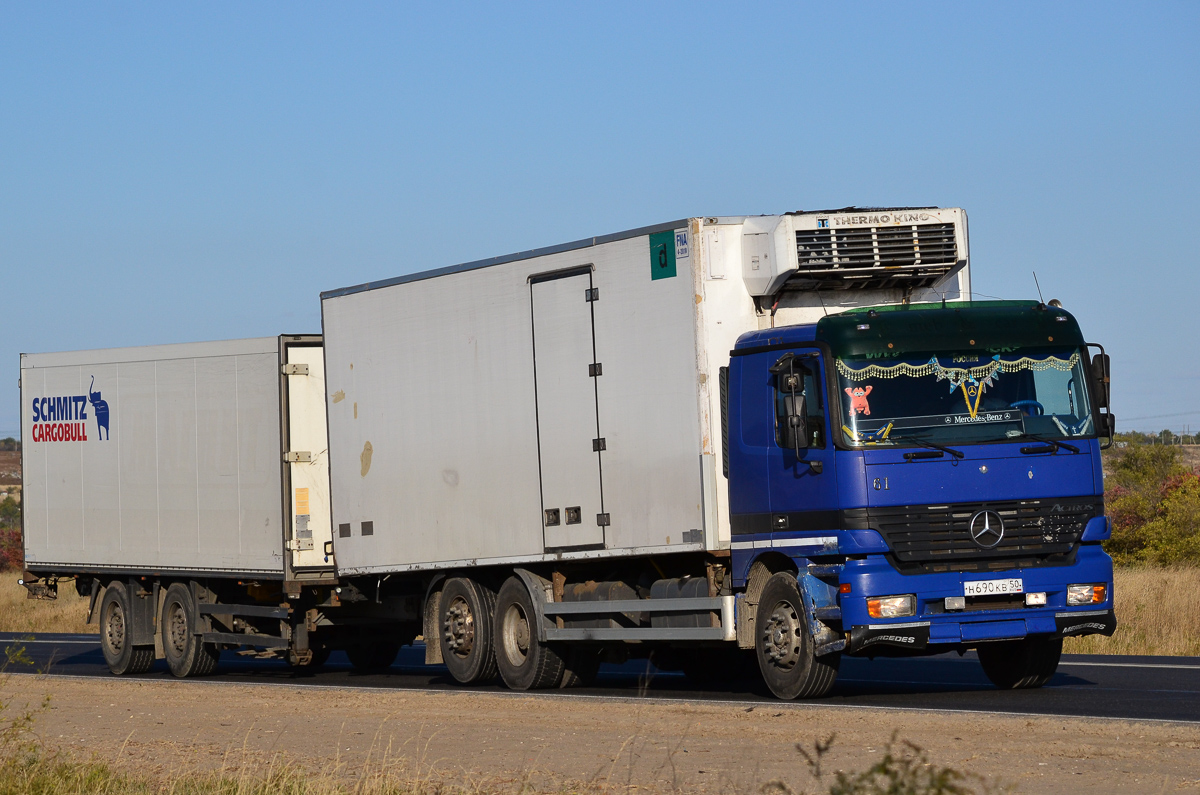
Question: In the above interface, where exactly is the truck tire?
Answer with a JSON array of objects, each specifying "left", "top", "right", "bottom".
[
  {"left": 346, "top": 642, "right": 400, "bottom": 672},
  {"left": 98, "top": 583, "right": 154, "bottom": 676},
  {"left": 754, "top": 572, "right": 840, "bottom": 699},
  {"left": 977, "top": 636, "right": 1062, "bottom": 689},
  {"left": 494, "top": 576, "right": 564, "bottom": 690},
  {"left": 439, "top": 577, "right": 498, "bottom": 685},
  {"left": 161, "top": 583, "right": 219, "bottom": 678}
]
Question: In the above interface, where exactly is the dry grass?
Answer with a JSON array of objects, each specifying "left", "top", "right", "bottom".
[
  {"left": 1064, "top": 565, "right": 1200, "bottom": 656},
  {"left": 0, "top": 574, "right": 94, "bottom": 635}
]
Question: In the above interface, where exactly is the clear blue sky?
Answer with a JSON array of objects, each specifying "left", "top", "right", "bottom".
[{"left": 2, "top": 2, "right": 1197, "bottom": 437}]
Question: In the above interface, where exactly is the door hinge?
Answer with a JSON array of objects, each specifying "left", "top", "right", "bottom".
[
  {"left": 588, "top": 362, "right": 603, "bottom": 377},
  {"left": 592, "top": 437, "right": 606, "bottom": 452},
  {"left": 596, "top": 513, "right": 611, "bottom": 527},
  {"left": 282, "top": 363, "right": 310, "bottom": 376},
  {"left": 284, "top": 451, "right": 312, "bottom": 463},
  {"left": 584, "top": 287, "right": 599, "bottom": 302}
]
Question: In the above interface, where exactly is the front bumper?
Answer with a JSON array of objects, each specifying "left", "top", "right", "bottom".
[
  {"left": 847, "top": 608, "right": 1116, "bottom": 653},
  {"left": 841, "top": 543, "right": 1116, "bottom": 654}
]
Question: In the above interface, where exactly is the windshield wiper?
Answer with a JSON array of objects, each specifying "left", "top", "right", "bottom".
[
  {"left": 893, "top": 434, "right": 965, "bottom": 459},
  {"left": 1016, "top": 433, "right": 1080, "bottom": 454}
]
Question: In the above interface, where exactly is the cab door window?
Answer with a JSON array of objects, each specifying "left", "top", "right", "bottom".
[{"left": 774, "top": 361, "right": 825, "bottom": 449}]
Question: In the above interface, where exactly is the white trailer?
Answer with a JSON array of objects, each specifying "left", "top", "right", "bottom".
[{"left": 14, "top": 335, "right": 403, "bottom": 676}]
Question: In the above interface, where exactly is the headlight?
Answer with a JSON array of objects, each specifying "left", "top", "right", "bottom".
[
  {"left": 867, "top": 594, "right": 916, "bottom": 619},
  {"left": 1067, "top": 584, "right": 1107, "bottom": 605}
]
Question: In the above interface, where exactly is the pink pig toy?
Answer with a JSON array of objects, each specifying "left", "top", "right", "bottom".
[{"left": 845, "top": 385, "right": 872, "bottom": 416}]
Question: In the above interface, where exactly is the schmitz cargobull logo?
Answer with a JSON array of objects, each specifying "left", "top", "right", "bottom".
[{"left": 30, "top": 375, "right": 110, "bottom": 443}]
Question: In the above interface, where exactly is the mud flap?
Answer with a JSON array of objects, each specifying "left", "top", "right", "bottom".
[
  {"left": 848, "top": 622, "right": 930, "bottom": 653},
  {"left": 1055, "top": 609, "right": 1116, "bottom": 638}
]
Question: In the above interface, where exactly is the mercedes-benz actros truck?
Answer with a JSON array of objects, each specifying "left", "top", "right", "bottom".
[{"left": 19, "top": 207, "right": 1116, "bottom": 698}]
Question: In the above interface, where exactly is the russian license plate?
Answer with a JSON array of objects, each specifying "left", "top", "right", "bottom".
[{"left": 964, "top": 578, "right": 1024, "bottom": 596}]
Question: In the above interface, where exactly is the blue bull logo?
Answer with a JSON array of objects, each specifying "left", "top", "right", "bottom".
[{"left": 88, "top": 375, "right": 110, "bottom": 440}]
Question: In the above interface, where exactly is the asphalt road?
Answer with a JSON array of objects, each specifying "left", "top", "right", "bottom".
[{"left": 4, "top": 632, "right": 1198, "bottom": 723}]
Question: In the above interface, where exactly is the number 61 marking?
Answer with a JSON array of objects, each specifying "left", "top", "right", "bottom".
[{"left": 873, "top": 477, "right": 890, "bottom": 491}]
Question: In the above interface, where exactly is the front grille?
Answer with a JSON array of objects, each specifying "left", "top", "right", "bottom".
[
  {"left": 791, "top": 224, "right": 958, "bottom": 290},
  {"left": 846, "top": 498, "right": 1100, "bottom": 574}
]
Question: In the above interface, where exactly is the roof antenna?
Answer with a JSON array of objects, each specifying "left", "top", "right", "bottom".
[
  {"left": 816, "top": 291, "right": 829, "bottom": 317},
  {"left": 1032, "top": 271, "right": 1045, "bottom": 304}
]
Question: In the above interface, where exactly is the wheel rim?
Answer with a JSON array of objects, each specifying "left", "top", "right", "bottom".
[
  {"left": 168, "top": 601, "right": 188, "bottom": 656},
  {"left": 761, "top": 599, "right": 803, "bottom": 671},
  {"left": 501, "top": 603, "right": 530, "bottom": 667},
  {"left": 443, "top": 595, "right": 475, "bottom": 658},
  {"left": 104, "top": 601, "right": 126, "bottom": 655}
]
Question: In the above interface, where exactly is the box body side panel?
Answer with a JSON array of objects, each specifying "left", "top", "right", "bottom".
[
  {"left": 20, "top": 341, "right": 285, "bottom": 574},
  {"left": 322, "top": 260, "right": 545, "bottom": 570},
  {"left": 322, "top": 231, "right": 707, "bottom": 573}
]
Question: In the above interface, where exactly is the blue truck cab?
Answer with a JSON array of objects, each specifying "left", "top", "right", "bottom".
[{"left": 725, "top": 300, "right": 1115, "bottom": 698}]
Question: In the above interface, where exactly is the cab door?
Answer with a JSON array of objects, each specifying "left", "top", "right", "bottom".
[
  {"left": 283, "top": 339, "right": 334, "bottom": 571},
  {"left": 765, "top": 349, "right": 839, "bottom": 535}
]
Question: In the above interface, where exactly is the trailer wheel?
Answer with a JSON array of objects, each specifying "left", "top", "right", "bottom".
[
  {"left": 439, "top": 577, "right": 498, "bottom": 685},
  {"left": 346, "top": 642, "right": 401, "bottom": 672},
  {"left": 98, "top": 583, "right": 153, "bottom": 676},
  {"left": 977, "top": 636, "right": 1062, "bottom": 689},
  {"left": 754, "top": 572, "right": 839, "bottom": 699},
  {"left": 493, "top": 577, "right": 564, "bottom": 690},
  {"left": 161, "top": 583, "right": 219, "bottom": 678}
]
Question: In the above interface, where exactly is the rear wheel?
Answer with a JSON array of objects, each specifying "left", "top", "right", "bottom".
[
  {"left": 439, "top": 577, "right": 498, "bottom": 685},
  {"left": 161, "top": 583, "right": 219, "bottom": 678},
  {"left": 494, "top": 577, "right": 564, "bottom": 690},
  {"left": 98, "top": 583, "right": 153, "bottom": 676},
  {"left": 978, "top": 636, "right": 1062, "bottom": 689},
  {"left": 754, "top": 572, "right": 839, "bottom": 699}
]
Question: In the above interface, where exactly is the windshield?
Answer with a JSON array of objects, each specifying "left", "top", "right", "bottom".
[{"left": 836, "top": 348, "right": 1093, "bottom": 447}]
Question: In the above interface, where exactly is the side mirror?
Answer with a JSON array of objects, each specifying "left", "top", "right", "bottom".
[
  {"left": 1090, "top": 351, "right": 1111, "bottom": 410},
  {"left": 1100, "top": 413, "right": 1116, "bottom": 449}
]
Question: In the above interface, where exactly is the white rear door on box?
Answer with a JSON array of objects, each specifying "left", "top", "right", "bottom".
[{"left": 285, "top": 343, "right": 332, "bottom": 571}]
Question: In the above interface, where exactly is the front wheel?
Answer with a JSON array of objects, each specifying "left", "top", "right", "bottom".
[
  {"left": 977, "top": 636, "right": 1062, "bottom": 689},
  {"left": 98, "top": 583, "right": 154, "bottom": 676},
  {"left": 754, "top": 572, "right": 839, "bottom": 699}
]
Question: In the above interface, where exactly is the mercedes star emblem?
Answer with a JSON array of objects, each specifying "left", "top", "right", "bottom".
[{"left": 968, "top": 510, "right": 1005, "bottom": 549}]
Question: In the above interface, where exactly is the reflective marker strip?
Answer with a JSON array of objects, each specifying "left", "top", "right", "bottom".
[{"left": 730, "top": 535, "right": 838, "bottom": 550}]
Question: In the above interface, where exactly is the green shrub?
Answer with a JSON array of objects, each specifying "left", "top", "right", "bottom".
[
  {"left": 0, "top": 497, "right": 20, "bottom": 572},
  {"left": 1105, "top": 446, "right": 1200, "bottom": 565}
]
